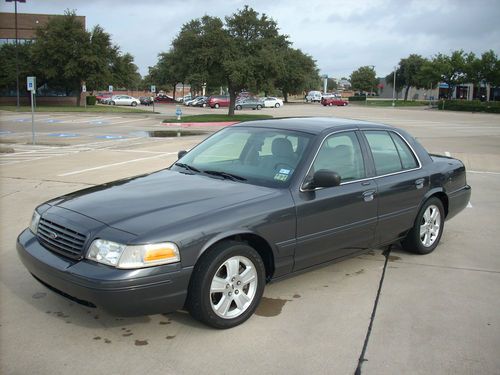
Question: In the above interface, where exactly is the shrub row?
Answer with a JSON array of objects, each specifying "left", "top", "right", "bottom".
[
  {"left": 348, "top": 96, "right": 367, "bottom": 102},
  {"left": 86, "top": 95, "right": 97, "bottom": 105},
  {"left": 438, "top": 100, "right": 500, "bottom": 113}
]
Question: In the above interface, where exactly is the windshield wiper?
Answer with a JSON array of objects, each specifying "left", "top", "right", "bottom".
[
  {"left": 203, "top": 170, "right": 247, "bottom": 181},
  {"left": 174, "top": 162, "right": 201, "bottom": 173}
]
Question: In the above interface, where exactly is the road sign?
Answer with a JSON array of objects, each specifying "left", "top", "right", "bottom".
[
  {"left": 108, "top": 85, "right": 113, "bottom": 92},
  {"left": 151, "top": 85, "right": 156, "bottom": 93},
  {"left": 82, "top": 84, "right": 87, "bottom": 93},
  {"left": 27, "top": 76, "right": 36, "bottom": 92}
]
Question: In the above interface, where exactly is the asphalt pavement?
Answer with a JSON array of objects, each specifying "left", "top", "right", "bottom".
[{"left": 1, "top": 104, "right": 499, "bottom": 375}]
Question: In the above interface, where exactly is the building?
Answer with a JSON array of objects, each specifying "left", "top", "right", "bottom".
[{"left": 0, "top": 12, "right": 86, "bottom": 44}]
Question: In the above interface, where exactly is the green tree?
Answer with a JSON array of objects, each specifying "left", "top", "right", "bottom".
[
  {"left": 0, "top": 42, "right": 35, "bottom": 94},
  {"left": 480, "top": 50, "right": 500, "bottom": 95},
  {"left": 429, "top": 50, "right": 467, "bottom": 99},
  {"left": 350, "top": 66, "right": 378, "bottom": 94},
  {"left": 275, "top": 48, "right": 319, "bottom": 102},
  {"left": 385, "top": 54, "right": 427, "bottom": 101}
]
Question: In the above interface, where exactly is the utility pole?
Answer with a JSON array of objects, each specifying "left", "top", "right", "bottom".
[{"left": 392, "top": 66, "right": 397, "bottom": 107}]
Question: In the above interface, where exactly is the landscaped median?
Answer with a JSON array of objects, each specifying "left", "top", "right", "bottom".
[
  {"left": 162, "top": 114, "right": 273, "bottom": 127},
  {"left": 348, "top": 97, "right": 429, "bottom": 107},
  {"left": 438, "top": 100, "right": 500, "bottom": 113},
  {"left": 0, "top": 105, "right": 155, "bottom": 113}
]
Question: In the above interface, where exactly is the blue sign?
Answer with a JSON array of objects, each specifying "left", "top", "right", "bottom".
[
  {"left": 175, "top": 107, "right": 182, "bottom": 116},
  {"left": 439, "top": 83, "right": 449, "bottom": 89},
  {"left": 0, "top": 131, "right": 12, "bottom": 135}
]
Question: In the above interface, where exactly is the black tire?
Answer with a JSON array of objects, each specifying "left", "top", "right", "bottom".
[
  {"left": 214, "top": 103, "right": 220, "bottom": 109},
  {"left": 256, "top": 104, "right": 262, "bottom": 110},
  {"left": 329, "top": 103, "right": 333, "bottom": 106},
  {"left": 402, "top": 197, "right": 445, "bottom": 254},
  {"left": 110, "top": 101, "right": 115, "bottom": 106},
  {"left": 275, "top": 103, "right": 280, "bottom": 108},
  {"left": 236, "top": 105, "right": 242, "bottom": 110},
  {"left": 187, "top": 241, "right": 266, "bottom": 329},
  {"left": 343, "top": 102, "right": 348, "bottom": 106},
  {"left": 131, "top": 101, "right": 137, "bottom": 107}
]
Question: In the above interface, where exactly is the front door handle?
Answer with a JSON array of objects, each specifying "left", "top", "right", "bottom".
[
  {"left": 415, "top": 178, "right": 425, "bottom": 189},
  {"left": 362, "top": 190, "right": 376, "bottom": 202}
]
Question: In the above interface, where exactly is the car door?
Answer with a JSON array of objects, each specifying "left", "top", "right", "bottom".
[
  {"left": 361, "top": 129, "right": 429, "bottom": 246},
  {"left": 292, "top": 130, "right": 378, "bottom": 271}
]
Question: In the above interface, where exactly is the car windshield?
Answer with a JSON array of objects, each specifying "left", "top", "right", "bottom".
[{"left": 171, "top": 126, "right": 312, "bottom": 188}]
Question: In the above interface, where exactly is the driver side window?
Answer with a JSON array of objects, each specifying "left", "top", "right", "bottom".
[{"left": 312, "top": 131, "right": 365, "bottom": 182}]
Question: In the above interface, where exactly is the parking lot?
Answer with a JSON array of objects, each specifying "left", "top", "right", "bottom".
[{"left": 1, "top": 104, "right": 499, "bottom": 374}]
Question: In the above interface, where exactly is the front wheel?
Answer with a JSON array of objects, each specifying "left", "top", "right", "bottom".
[
  {"left": 236, "top": 105, "right": 242, "bottom": 110},
  {"left": 131, "top": 101, "right": 137, "bottom": 107},
  {"left": 256, "top": 104, "right": 262, "bottom": 110},
  {"left": 275, "top": 103, "right": 280, "bottom": 108},
  {"left": 110, "top": 101, "right": 115, "bottom": 106},
  {"left": 214, "top": 103, "right": 220, "bottom": 109},
  {"left": 402, "top": 197, "right": 444, "bottom": 254},
  {"left": 187, "top": 241, "right": 265, "bottom": 329}
]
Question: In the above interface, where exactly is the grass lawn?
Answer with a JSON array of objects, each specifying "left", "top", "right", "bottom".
[
  {"left": 353, "top": 100, "right": 429, "bottom": 107},
  {"left": 163, "top": 114, "right": 273, "bottom": 123},
  {"left": 0, "top": 105, "right": 155, "bottom": 113}
]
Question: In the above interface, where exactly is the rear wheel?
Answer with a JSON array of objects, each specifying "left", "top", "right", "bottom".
[
  {"left": 256, "top": 104, "right": 262, "bottom": 110},
  {"left": 110, "top": 101, "right": 115, "bottom": 105},
  {"left": 131, "top": 101, "right": 137, "bottom": 107},
  {"left": 275, "top": 103, "right": 280, "bottom": 108},
  {"left": 236, "top": 105, "right": 242, "bottom": 110},
  {"left": 214, "top": 103, "right": 220, "bottom": 109},
  {"left": 187, "top": 241, "right": 265, "bottom": 329},
  {"left": 329, "top": 102, "right": 333, "bottom": 106},
  {"left": 402, "top": 197, "right": 444, "bottom": 254}
]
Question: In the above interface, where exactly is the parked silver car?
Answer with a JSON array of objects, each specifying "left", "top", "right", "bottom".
[{"left": 109, "top": 95, "right": 141, "bottom": 106}]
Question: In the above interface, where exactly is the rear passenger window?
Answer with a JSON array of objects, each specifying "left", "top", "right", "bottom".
[
  {"left": 390, "top": 133, "right": 418, "bottom": 169},
  {"left": 364, "top": 131, "right": 418, "bottom": 175}
]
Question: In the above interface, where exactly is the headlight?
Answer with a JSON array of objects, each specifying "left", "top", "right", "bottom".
[
  {"left": 29, "top": 211, "right": 41, "bottom": 234},
  {"left": 86, "top": 239, "right": 180, "bottom": 269}
]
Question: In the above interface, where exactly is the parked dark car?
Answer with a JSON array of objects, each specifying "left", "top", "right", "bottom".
[
  {"left": 321, "top": 97, "right": 349, "bottom": 106},
  {"left": 208, "top": 95, "right": 230, "bottom": 108},
  {"left": 139, "top": 96, "right": 153, "bottom": 106},
  {"left": 192, "top": 97, "right": 209, "bottom": 107},
  {"left": 186, "top": 96, "right": 207, "bottom": 107},
  {"left": 17, "top": 117, "right": 471, "bottom": 329},
  {"left": 154, "top": 94, "right": 176, "bottom": 103},
  {"left": 235, "top": 97, "right": 264, "bottom": 110}
]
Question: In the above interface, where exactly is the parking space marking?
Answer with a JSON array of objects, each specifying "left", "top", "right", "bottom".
[
  {"left": 58, "top": 152, "right": 177, "bottom": 176},
  {"left": 444, "top": 151, "right": 451, "bottom": 156},
  {"left": 468, "top": 170, "right": 500, "bottom": 175}
]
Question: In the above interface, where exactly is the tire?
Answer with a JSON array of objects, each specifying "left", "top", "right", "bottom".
[
  {"left": 187, "top": 241, "right": 266, "bottom": 329},
  {"left": 256, "top": 104, "right": 262, "bottom": 110},
  {"left": 110, "top": 101, "right": 115, "bottom": 106},
  {"left": 402, "top": 197, "right": 445, "bottom": 254},
  {"left": 131, "top": 101, "right": 137, "bottom": 107},
  {"left": 214, "top": 103, "right": 220, "bottom": 109},
  {"left": 343, "top": 102, "right": 348, "bottom": 106},
  {"left": 329, "top": 103, "right": 333, "bottom": 106},
  {"left": 275, "top": 103, "right": 280, "bottom": 108},
  {"left": 202, "top": 103, "right": 207, "bottom": 107},
  {"left": 236, "top": 105, "right": 242, "bottom": 110}
]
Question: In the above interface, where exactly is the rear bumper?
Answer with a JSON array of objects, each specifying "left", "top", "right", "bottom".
[
  {"left": 447, "top": 184, "right": 471, "bottom": 220},
  {"left": 17, "top": 229, "right": 192, "bottom": 316}
]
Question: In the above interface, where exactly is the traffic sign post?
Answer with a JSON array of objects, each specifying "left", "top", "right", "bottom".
[
  {"left": 108, "top": 85, "right": 113, "bottom": 93},
  {"left": 82, "top": 83, "right": 87, "bottom": 109},
  {"left": 27, "top": 76, "right": 36, "bottom": 145},
  {"left": 151, "top": 85, "right": 156, "bottom": 112}
]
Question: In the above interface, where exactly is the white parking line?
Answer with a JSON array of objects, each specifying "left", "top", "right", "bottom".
[
  {"left": 444, "top": 151, "right": 451, "bottom": 156},
  {"left": 58, "top": 152, "right": 177, "bottom": 176},
  {"left": 467, "top": 202, "right": 473, "bottom": 208},
  {"left": 468, "top": 170, "right": 500, "bottom": 175}
]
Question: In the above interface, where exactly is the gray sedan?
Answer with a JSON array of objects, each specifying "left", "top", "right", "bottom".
[{"left": 235, "top": 98, "right": 264, "bottom": 110}]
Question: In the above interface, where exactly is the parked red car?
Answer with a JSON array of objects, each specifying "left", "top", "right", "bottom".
[
  {"left": 321, "top": 97, "right": 349, "bottom": 106},
  {"left": 95, "top": 92, "right": 113, "bottom": 103},
  {"left": 155, "top": 94, "right": 176, "bottom": 103},
  {"left": 208, "top": 95, "right": 230, "bottom": 108}
]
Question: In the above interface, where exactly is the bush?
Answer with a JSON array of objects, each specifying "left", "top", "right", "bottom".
[
  {"left": 348, "top": 96, "right": 366, "bottom": 102},
  {"left": 438, "top": 100, "right": 500, "bottom": 113},
  {"left": 86, "top": 95, "right": 97, "bottom": 105}
]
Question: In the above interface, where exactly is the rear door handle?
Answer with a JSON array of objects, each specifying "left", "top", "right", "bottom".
[
  {"left": 415, "top": 178, "right": 425, "bottom": 189},
  {"left": 362, "top": 190, "right": 376, "bottom": 202}
]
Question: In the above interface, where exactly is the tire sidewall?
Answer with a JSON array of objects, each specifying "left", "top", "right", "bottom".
[{"left": 406, "top": 197, "right": 445, "bottom": 254}]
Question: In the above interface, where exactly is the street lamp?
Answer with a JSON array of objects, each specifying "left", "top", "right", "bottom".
[
  {"left": 392, "top": 66, "right": 397, "bottom": 107},
  {"left": 6, "top": 0, "right": 25, "bottom": 110}
]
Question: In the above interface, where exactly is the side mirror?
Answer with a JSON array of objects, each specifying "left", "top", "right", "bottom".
[
  {"left": 303, "top": 170, "right": 341, "bottom": 190},
  {"left": 177, "top": 150, "right": 188, "bottom": 159}
]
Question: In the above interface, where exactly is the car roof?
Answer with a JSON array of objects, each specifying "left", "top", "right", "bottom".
[{"left": 233, "top": 117, "right": 393, "bottom": 135}]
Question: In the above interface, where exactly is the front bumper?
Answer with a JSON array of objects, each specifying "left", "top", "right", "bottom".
[{"left": 17, "top": 229, "right": 192, "bottom": 316}]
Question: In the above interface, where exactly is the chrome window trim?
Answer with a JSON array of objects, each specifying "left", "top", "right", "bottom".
[{"left": 300, "top": 128, "right": 422, "bottom": 192}]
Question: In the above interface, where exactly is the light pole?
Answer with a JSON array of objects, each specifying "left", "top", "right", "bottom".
[{"left": 392, "top": 66, "right": 397, "bottom": 107}]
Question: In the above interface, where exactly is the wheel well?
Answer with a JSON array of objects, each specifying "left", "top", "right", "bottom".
[
  {"left": 206, "top": 234, "right": 275, "bottom": 282},
  {"left": 431, "top": 192, "right": 449, "bottom": 217}
]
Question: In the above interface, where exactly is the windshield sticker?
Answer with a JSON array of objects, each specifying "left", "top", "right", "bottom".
[
  {"left": 274, "top": 173, "right": 289, "bottom": 182},
  {"left": 279, "top": 168, "right": 291, "bottom": 175}
]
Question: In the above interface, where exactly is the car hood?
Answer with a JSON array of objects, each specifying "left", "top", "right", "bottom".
[{"left": 49, "top": 169, "right": 278, "bottom": 236}]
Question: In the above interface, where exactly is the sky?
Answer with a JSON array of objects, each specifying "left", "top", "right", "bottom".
[{"left": 2, "top": 0, "right": 500, "bottom": 79}]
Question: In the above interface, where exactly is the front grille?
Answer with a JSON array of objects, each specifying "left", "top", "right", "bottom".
[{"left": 37, "top": 218, "right": 87, "bottom": 259}]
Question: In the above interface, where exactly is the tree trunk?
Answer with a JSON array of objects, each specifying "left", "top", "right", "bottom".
[
  {"left": 172, "top": 83, "right": 176, "bottom": 100},
  {"left": 228, "top": 86, "right": 236, "bottom": 116},
  {"left": 76, "top": 90, "right": 82, "bottom": 107},
  {"left": 404, "top": 86, "right": 410, "bottom": 101},
  {"left": 283, "top": 91, "right": 288, "bottom": 103}
]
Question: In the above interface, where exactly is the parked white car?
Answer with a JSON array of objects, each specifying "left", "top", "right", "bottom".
[
  {"left": 262, "top": 97, "right": 284, "bottom": 108},
  {"left": 305, "top": 90, "right": 322, "bottom": 102},
  {"left": 109, "top": 95, "right": 140, "bottom": 106}
]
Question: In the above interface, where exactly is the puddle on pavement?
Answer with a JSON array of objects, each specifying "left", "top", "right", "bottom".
[
  {"left": 388, "top": 255, "right": 401, "bottom": 261},
  {"left": 255, "top": 297, "right": 291, "bottom": 317},
  {"left": 135, "top": 339, "right": 148, "bottom": 346},
  {"left": 130, "top": 130, "right": 207, "bottom": 138}
]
